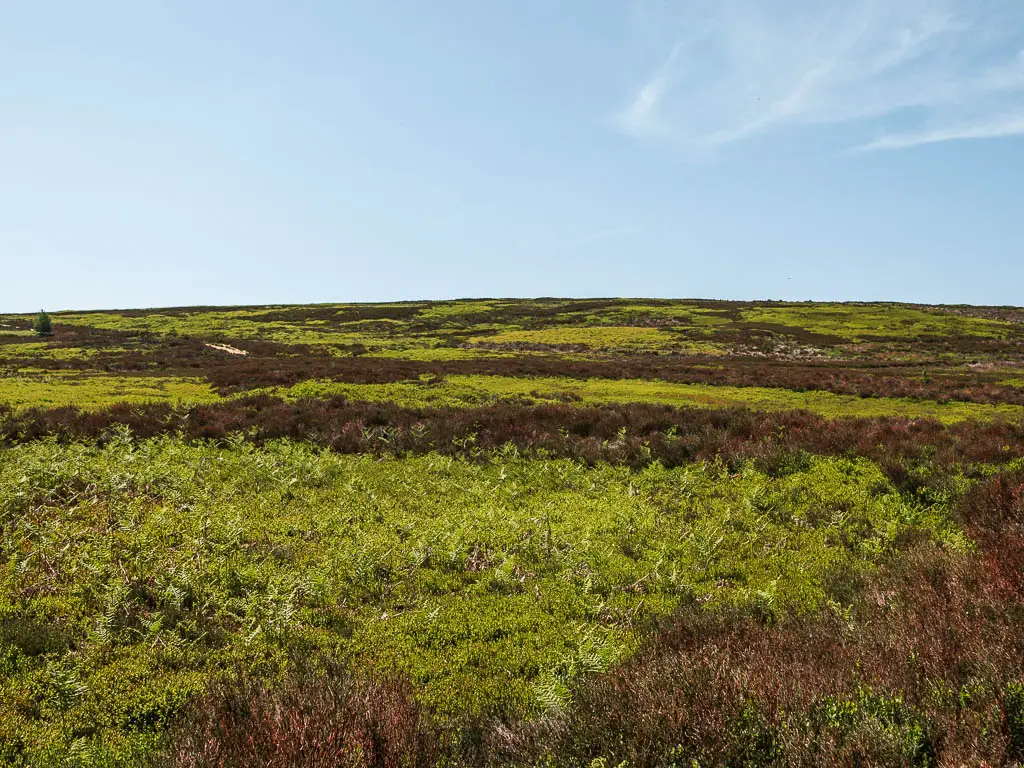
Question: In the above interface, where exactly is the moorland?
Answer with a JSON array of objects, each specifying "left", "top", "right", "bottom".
[{"left": 1, "top": 298, "right": 1023, "bottom": 767}]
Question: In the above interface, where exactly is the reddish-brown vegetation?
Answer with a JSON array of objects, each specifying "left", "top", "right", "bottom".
[
  {"left": 151, "top": 671, "right": 437, "bottom": 768},
  {"left": 5, "top": 397, "right": 1024, "bottom": 491}
]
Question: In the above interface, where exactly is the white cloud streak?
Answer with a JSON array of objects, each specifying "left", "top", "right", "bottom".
[
  {"left": 618, "top": 0, "right": 1024, "bottom": 152},
  {"left": 856, "top": 114, "right": 1024, "bottom": 151}
]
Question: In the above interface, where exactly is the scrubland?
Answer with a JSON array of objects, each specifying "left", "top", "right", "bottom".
[{"left": 1, "top": 299, "right": 1023, "bottom": 766}]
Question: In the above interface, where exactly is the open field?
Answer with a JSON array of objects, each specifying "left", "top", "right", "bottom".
[{"left": 1, "top": 299, "right": 1024, "bottom": 767}]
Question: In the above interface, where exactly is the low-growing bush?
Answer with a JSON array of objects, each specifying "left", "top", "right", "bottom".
[
  {"left": 484, "top": 471, "right": 1024, "bottom": 768},
  {"left": 5, "top": 397, "right": 1024, "bottom": 486},
  {"left": 151, "top": 669, "right": 437, "bottom": 768}
]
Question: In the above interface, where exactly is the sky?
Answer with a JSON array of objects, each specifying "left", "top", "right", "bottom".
[{"left": 2, "top": 0, "right": 1023, "bottom": 312}]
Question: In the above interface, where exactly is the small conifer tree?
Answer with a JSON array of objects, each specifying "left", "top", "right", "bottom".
[{"left": 33, "top": 310, "right": 52, "bottom": 337}]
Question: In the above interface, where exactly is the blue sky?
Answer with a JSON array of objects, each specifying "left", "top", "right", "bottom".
[{"left": 2, "top": 1, "right": 1023, "bottom": 312}]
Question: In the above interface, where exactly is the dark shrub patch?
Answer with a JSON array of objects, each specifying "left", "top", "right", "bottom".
[{"left": 153, "top": 669, "right": 438, "bottom": 768}]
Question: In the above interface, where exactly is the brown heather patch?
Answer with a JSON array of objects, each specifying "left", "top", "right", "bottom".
[
  {"left": 152, "top": 670, "right": 437, "bottom": 768},
  {"left": 5, "top": 396, "right": 1024, "bottom": 483}
]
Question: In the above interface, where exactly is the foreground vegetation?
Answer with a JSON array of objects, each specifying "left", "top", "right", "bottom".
[
  {"left": 1, "top": 435, "right": 964, "bottom": 762},
  {"left": 0, "top": 299, "right": 1023, "bottom": 766}
]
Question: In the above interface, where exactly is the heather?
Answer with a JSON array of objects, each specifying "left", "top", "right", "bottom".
[{"left": 1, "top": 298, "right": 1023, "bottom": 767}]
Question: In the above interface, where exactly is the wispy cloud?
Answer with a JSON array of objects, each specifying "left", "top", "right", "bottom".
[
  {"left": 617, "top": 0, "right": 1024, "bottom": 152},
  {"left": 618, "top": 44, "right": 682, "bottom": 140},
  {"left": 856, "top": 114, "right": 1024, "bottom": 152}
]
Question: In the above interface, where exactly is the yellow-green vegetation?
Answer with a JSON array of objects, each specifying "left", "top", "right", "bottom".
[
  {"left": 51, "top": 309, "right": 283, "bottom": 335},
  {"left": 56, "top": 310, "right": 375, "bottom": 349},
  {"left": 54, "top": 310, "right": 355, "bottom": 348},
  {"left": 413, "top": 300, "right": 501, "bottom": 321},
  {"left": 272, "top": 374, "right": 1024, "bottom": 424},
  {"left": 741, "top": 303, "right": 1017, "bottom": 340},
  {"left": 0, "top": 373, "right": 219, "bottom": 410},
  {"left": 564, "top": 303, "right": 734, "bottom": 332},
  {"left": 469, "top": 326, "right": 721, "bottom": 353},
  {"left": 0, "top": 343, "right": 102, "bottom": 362},
  {"left": 0, "top": 435, "right": 959, "bottom": 764},
  {"left": 369, "top": 347, "right": 522, "bottom": 362}
]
